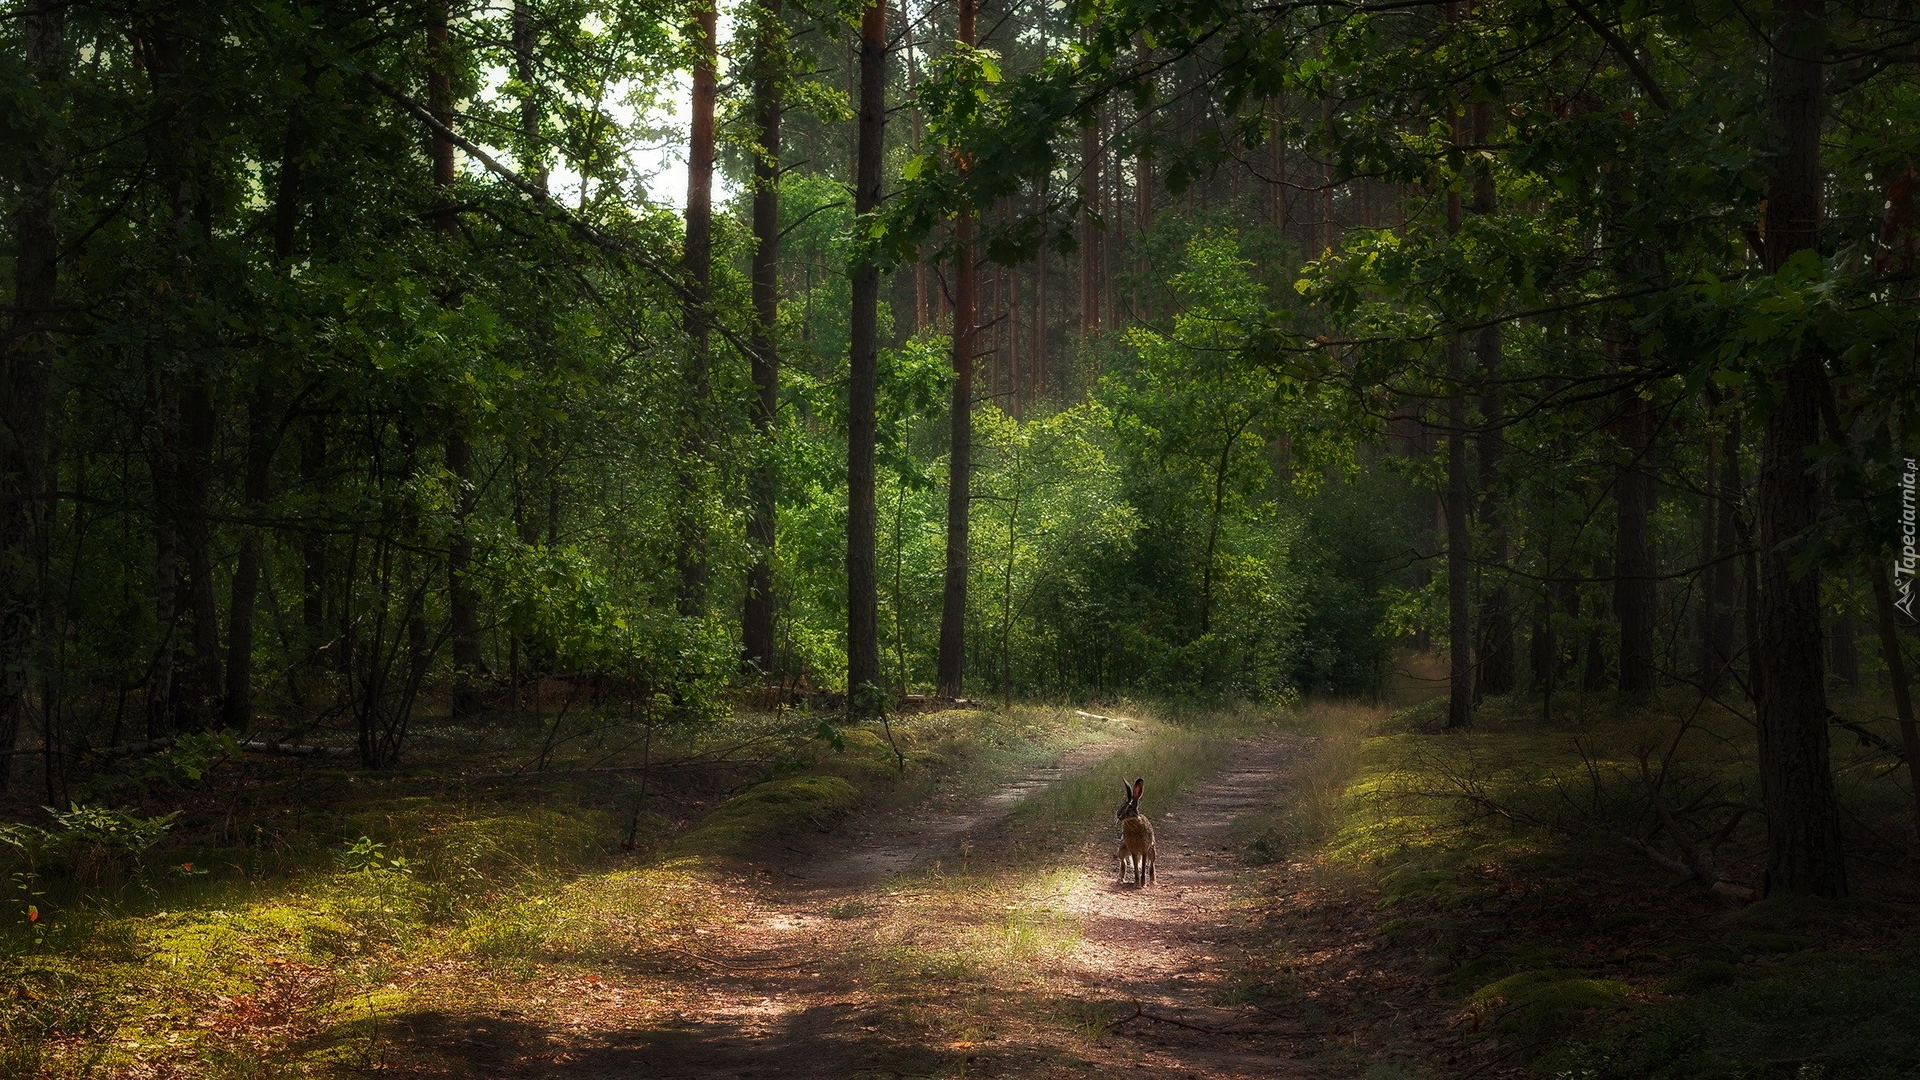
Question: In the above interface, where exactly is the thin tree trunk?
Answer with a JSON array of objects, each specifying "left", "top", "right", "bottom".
[
  {"left": 430, "top": 3, "right": 484, "bottom": 719},
  {"left": 1470, "top": 97, "right": 1512, "bottom": 699},
  {"left": 1444, "top": 109, "right": 1472, "bottom": 730},
  {"left": 0, "top": 0, "right": 66, "bottom": 786},
  {"left": 936, "top": 0, "right": 977, "bottom": 700},
  {"left": 847, "top": 0, "right": 887, "bottom": 714},
  {"left": 743, "top": 0, "right": 783, "bottom": 675},
  {"left": 148, "top": 383, "right": 182, "bottom": 739},
  {"left": 301, "top": 416, "right": 329, "bottom": 673},
  {"left": 1711, "top": 414, "right": 1742, "bottom": 687},
  {"left": 1033, "top": 178, "right": 1047, "bottom": 398},
  {"left": 1698, "top": 385, "right": 1722, "bottom": 687},
  {"left": 1078, "top": 54, "right": 1100, "bottom": 338},
  {"left": 903, "top": 0, "right": 927, "bottom": 335},
  {"left": 225, "top": 97, "right": 309, "bottom": 731},
  {"left": 1756, "top": 0, "right": 1846, "bottom": 898},
  {"left": 1582, "top": 555, "right": 1610, "bottom": 692},
  {"left": 1615, "top": 365, "right": 1656, "bottom": 698},
  {"left": 677, "top": 0, "right": 718, "bottom": 617}
]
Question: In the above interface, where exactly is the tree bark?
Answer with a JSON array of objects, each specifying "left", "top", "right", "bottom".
[
  {"left": 1078, "top": 52, "right": 1101, "bottom": 339},
  {"left": 743, "top": 0, "right": 784, "bottom": 675},
  {"left": 677, "top": 0, "right": 718, "bottom": 617},
  {"left": 1582, "top": 555, "right": 1610, "bottom": 692},
  {"left": 936, "top": 0, "right": 977, "bottom": 700},
  {"left": 0, "top": 0, "right": 66, "bottom": 787},
  {"left": 429, "top": 2, "right": 484, "bottom": 719},
  {"left": 1615, "top": 365, "right": 1656, "bottom": 699},
  {"left": 847, "top": 0, "right": 887, "bottom": 714},
  {"left": 1444, "top": 109, "right": 1472, "bottom": 729},
  {"left": 301, "top": 416, "right": 329, "bottom": 672},
  {"left": 1709, "top": 412, "right": 1742, "bottom": 688},
  {"left": 1756, "top": 0, "right": 1846, "bottom": 898},
  {"left": 1470, "top": 97, "right": 1513, "bottom": 699},
  {"left": 224, "top": 98, "right": 308, "bottom": 730}
]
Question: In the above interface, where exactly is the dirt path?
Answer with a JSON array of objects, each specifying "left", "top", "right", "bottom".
[
  {"left": 1054, "top": 734, "right": 1319, "bottom": 1078},
  {"left": 383, "top": 729, "right": 1446, "bottom": 1080}
]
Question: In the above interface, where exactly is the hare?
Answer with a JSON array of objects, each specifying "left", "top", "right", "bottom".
[{"left": 1114, "top": 777, "right": 1157, "bottom": 886}]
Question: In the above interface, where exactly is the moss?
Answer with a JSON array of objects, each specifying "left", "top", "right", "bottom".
[
  {"left": 1594, "top": 911, "right": 1653, "bottom": 932},
  {"left": 1470, "top": 969, "right": 1633, "bottom": 1039},
  {"left": 1445, "top": 943, "right": 1581, "bottom": 997},
  {"left": 1666, "top": 959, "right": 1741, "bottom": 994},
  {"left": 1724, "top": 930, "right": 1817, "bottom": 955},
  {"left": 669, "top": 775, "right": 861, "bottom": 859},
  {"left": 1546, "top": 952, "right": 1920, "bottom": 1080}
]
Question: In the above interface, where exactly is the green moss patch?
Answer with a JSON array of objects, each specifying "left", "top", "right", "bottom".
[{"left": 668, "top": 775, "right": 861, "bottom": 859}]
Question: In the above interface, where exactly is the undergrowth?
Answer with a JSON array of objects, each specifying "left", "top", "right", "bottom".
[
  {"left": 0, "top": 702, "right": 1108, "bottom": 1078},
  {"left": 1306, "top": 686, "right": 1920, "bottom": 1079}
]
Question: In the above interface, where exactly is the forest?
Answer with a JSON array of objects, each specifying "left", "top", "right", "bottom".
[{"left": 2, "top": 0, "right": 1920, "bottom": 1076}]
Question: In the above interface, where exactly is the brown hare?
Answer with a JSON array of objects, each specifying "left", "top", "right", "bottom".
[{"left": 1115, "top": 777, "right": 1156, "bottom": 886}]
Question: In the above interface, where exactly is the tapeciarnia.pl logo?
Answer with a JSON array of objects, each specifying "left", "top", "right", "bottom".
[{"left": 1900, "top": 457, "right": 1918, "bottom": 621}]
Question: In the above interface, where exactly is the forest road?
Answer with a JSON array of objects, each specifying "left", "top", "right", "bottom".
[{"left": 404, "top": 731, "right": 1346, "bottom": 1079}]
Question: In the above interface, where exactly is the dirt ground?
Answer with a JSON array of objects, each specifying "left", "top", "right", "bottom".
[{"left": 369, "top": 730, "right": 1485, "bottom": 1080}]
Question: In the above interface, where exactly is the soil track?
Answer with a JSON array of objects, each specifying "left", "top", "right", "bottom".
[{"left": 385, "top": 728, "right": 1450, "bottom": 1079}]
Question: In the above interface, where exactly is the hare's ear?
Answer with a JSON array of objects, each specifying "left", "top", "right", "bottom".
[
  {"left": 1121, "top": 781, "right": 1136, "bottom": 800},
  {"left": 1131, "top": 778, "right": 1145, "bottom": 800}
]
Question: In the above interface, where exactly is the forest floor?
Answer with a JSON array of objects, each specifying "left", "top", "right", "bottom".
[
  {"left": 364, "top": 709, "right": 1465, "bottom": 1080},
  {"left": 10, "top": 678, "right": 1920, "bottom": 1079}
]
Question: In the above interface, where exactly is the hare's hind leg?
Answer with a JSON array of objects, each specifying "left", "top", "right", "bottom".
[{"left": 1146, "top": 843, "right": 1156, "bottom": 884}]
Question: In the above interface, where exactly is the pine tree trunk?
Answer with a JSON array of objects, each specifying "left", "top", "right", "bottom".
[
  {"left": 1756, "top": 0, "right": 1846, "bottom": 898},
  {"left": 429, "top": 3, "right": 484, "bottom": 719},
  {"left": 677, "top": 0, "right": 718, "bottom": 617},
  {"left": 743, "top": 0, "right": 784, "bottom": 675},
  {"left": 1470, "top": 98, "right": 1513, "bottom": 698},
  {"left": 847, "top": 0, "right": 887, "bottom": 714},
  {"left": 301, "top": 417, "right": 329, "bottom": 673},
  {"left": 1582, "top": 555, "right": 1610, "bottom": 692},
  {"left": 222, "top": 379, "right": 274, "bottom": 732},
  {"left": 1078, "top": 58, "right": 1100, "bottom": 338},
  {"left": 0, "top": 0, "right": 66, "bottom": 787},
  {"left": 1615, "top": 369, "right": 1656, "bottom": 698},
  {"left": 1444, "top": 110, "right": 1472, "bottom": 729},
  {"left": 1710, "top": 414, "right": 1742, "bottom": 688},
  {"left": 224, "top": 102, "right": 308, "bottom": 731},
  {"left": 936, "top": 0, "right": 977, "bottom": 700}
]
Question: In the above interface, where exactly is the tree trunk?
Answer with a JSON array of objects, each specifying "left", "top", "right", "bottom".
[
  {"left": 1444, "top": 112, "right": 1472, "bottom": 729},
  {"left": 222, "top": 381, "right": 273, "bottom": 732},
  {"left": 429, "top": 3, "right": 483, "bottom": 719},
  {"left": 847, "top": 0, "right": 887, "bottom": 714},
  {"left": 148, "top": 384, "right": 183, "bottom": 739},
  {"left": 743, "top": 0, "right": 784, "bottom": 675},
  {"left": 677, "top": 0, "right": 718, "bottom": 617},
  {"left": 1615, "top": 368, "right": 1656, "bottom": 698},
  {"left": 1698, "top": 386, "right": 1722, "bottom": 687},
  {"left": 447, "top": 431, "right": 484, "bottom": 718},
  {"left": 225, "top": 101, "right": 308, "bottom": 731},
  {"left": 301, "top": 416, "right": 329, "bottom": 673},
  {"left": 0, "top": 0, "right": 66, "bottom": 787},
  {"left": 1756, "top": 0, "right": 1846, "bottom": 898},
  {"left": 1710, "top": 413, "right": 1742, "bottom": 689},
  {"left": 1078, "top": 53, "right": 1101, "bottom": 339},
  {"left": 1033, "top": 179, "right": 1047, "bottom": 398},
  {"left": 1582, "top": 555, "right": 1610, "bottom": 692},
  {"left": 936, "top": 0, "right": 977, "bottom": 701},
  {"left": 1470, "top": 97, "right": 1513, "bottom": 699}
]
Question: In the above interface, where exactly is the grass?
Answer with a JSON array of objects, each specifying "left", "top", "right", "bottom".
[
  {"left": 0, "top": 701, "right": 1116, "bottom": 1078},
  {"left": 1286, "top": 678, "right": 1920, "bottom": 1079}
]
